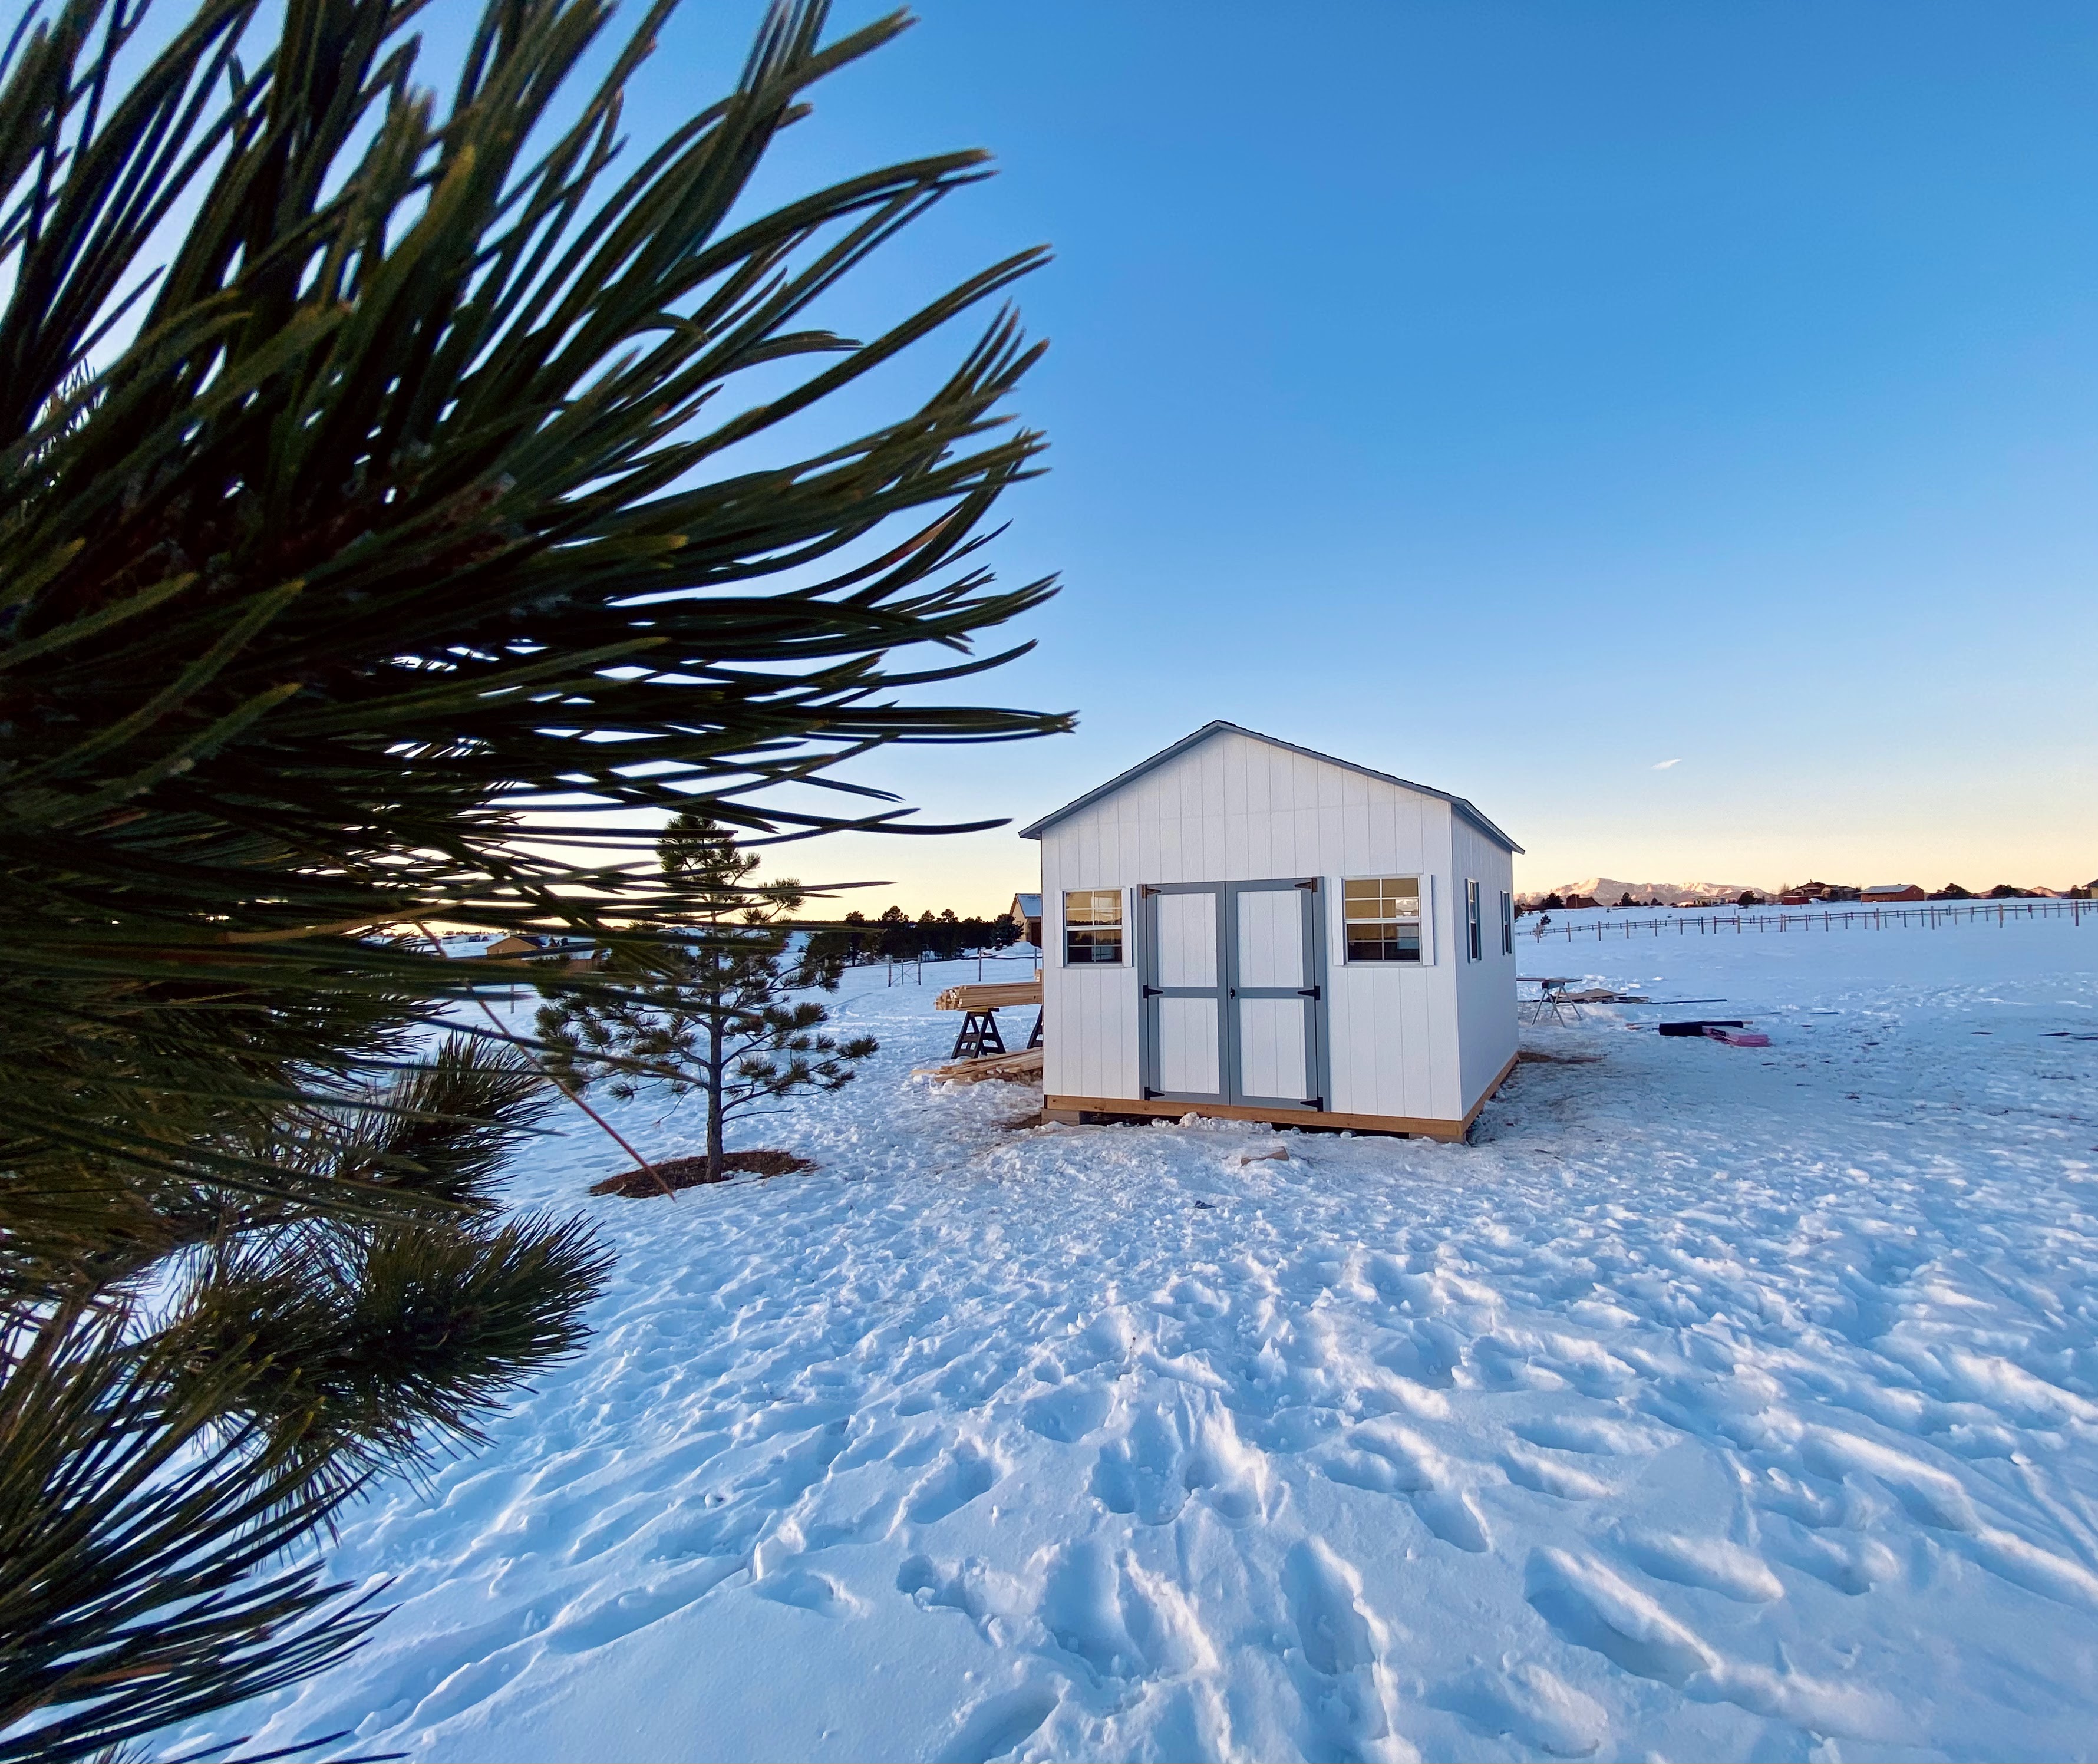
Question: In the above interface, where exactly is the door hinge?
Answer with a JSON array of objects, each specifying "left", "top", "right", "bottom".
[
  {"left": 1139, "top": 884, "right": 1159, "bottom": 897},
  {"left": 1297, "top": 985, "right": 1320, "bottom": 999},
  {"left": 1142, "top": 985, "right": 1161, "bottom": 997},
  {"left": 1301, "top": 1096, "right": 1324, "bottom": 1110},
  {"left": 1295, "top": 878, "right": 1320, "bottom": 891},
  {"left": 1142, "top": 1086, "right": 1160, "bottom": 1100}
]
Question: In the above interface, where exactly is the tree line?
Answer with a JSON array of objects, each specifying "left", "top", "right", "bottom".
[{"left": 806, "top": 905, "right": 1032, "bottom": 967}]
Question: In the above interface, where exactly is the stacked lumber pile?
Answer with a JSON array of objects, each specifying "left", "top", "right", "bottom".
[
  {"left": 932, "top": 980, "right": 1041, "bottom": 1011},
  {"left": 913, "top": 1046, "right": 1044, "bottom": 1084}
]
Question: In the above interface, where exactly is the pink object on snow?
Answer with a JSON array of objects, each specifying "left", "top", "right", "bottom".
[{"left": 1704, "top": 1027, "right": 1770, "bottom": 1046}]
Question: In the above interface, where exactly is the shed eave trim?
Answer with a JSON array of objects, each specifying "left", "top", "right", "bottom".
[{"left": 1016, "top": 720, "right": 1523, "bottom": 853}]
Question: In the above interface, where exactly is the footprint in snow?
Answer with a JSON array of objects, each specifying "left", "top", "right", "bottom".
[
  {"left": 1090, "top": 1394, "right": 1268, "bottom": 1528},
  {"left": 1510, "top": 1413, "right": 1672, "bottom": 1456},
  {"left": 1501, "top": 1445, "right": 1614, "bottom": 1501},
  {"left": 1764, "top": 1524, "right": 1899, "bottom": 1597},
  {"left": 906, "top": 1443, "right": 998, "bottom": 1524},
  {"left": 1611, "top": 1526, "right": 1784, "bottom": 1603},
  {"left": 1798, "top": 1427, "right": 1978, "bottom": 1531},
  {"left": 934, "top": 1685, "right": 1060, "bottom": 1764},
  {"left": 1427, "top": 1660, "right": 1608, "bottom": 1758},
  {"left": 1372, "top": 1317, "right": 1463, "bottom": 1389},
  {"left": 1091, "top": 1407, "right": 1187, "bottom": 1525},
  {"left": 1523, "top": 1547, "right": 1717, "bottom": 1686},
  {"left": 1279, "top": 1538, "right": 1395, "bottom": 1760},
  {"left": 1038, "top": 1539, "right": 1144, "bottom": 1680},
  {"left": 1019, "top": 1380, "right": 1113, "bottom": 1444},
  {"left": 751, "top": 1563, "right": 858, "bottom": 1618},
  {"left": 1316, "top": 1419, "right": 1493, "bottom": 1553}
]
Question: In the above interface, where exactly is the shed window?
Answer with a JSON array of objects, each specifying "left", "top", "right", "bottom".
[
  {"left": 1500, "top": 889, "right": 1513, "bottom": 955},
  {"left": 1466, "top": 879, "right": 1483, "bottom": 961},
  {"left": 1063, "top": 889, "right": 1124, "bottom": 964},
  {"left": 1342, "top": 876, "right": 1421, "bottom": 962}
]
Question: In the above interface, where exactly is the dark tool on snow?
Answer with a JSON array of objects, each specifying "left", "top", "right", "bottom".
[{"left": 1659, "top": 1020, "right": 1747, "bottom": 1037}]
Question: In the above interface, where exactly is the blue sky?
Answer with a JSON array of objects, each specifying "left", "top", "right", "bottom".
[{"left": 540, "top": 4, "right": 2098, "bottom": 905}]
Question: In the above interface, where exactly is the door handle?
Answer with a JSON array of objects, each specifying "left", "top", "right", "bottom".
[{"left": 1227, "top": 986, "right": 1236, "bottom": 998}]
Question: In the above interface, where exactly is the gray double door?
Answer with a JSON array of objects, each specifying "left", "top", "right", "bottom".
[{"left": 1138, "top": 878, "right": 1328, "bottom": 1112}]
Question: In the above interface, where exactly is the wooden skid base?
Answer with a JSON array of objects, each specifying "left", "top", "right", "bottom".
[
  {"left": 1043, "top": 1095, "right": 1466, "bottom": 1140},
  {"left": 1042, "top": 1052, "right": 1520, "bottom": 1145}
]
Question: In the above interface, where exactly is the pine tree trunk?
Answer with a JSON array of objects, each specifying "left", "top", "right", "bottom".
[{"left": 705, "top": 1012, "right": 725, "bottom": 1182}]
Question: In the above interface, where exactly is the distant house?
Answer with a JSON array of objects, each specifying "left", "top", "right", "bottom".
[
  {"left": 1562, "top": 893, "right": 1599, "bottom": 911},
  {"left": 484, "top": 932, "right": 547, "bottom": 958},
  {"left": 1786, "top": 881, "right": 1860, "bottom": 902},
  {"left": 1778, "top": 891, "right": 1810, "bottom": 906},
  {"left": 1861, "top": 883, "right": 1925, "bottom": 904},
  {"left": 1009, "top": 892, "right": 1043, "bottom": 947}
]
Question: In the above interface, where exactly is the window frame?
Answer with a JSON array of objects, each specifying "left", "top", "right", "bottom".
[
  {"left": 1465, "top": 879, "right": 1483, "bottom": 962},
  {"left": 1340, "top": 873, "right": 1430, "bottom": 966},
  {"left": 1500, "top": 888, "right": 1513, "bottom": 956},
  {"left": 1060, "top": 887, "right": 1126, "bottom": 966}
]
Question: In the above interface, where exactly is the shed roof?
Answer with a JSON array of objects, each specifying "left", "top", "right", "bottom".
[
  {"left": 1011, "top": 892, "right": 1043, "bottom": 916},
  {"left": 1017, "top": 721, "right": 1522, "bottom": 852}
]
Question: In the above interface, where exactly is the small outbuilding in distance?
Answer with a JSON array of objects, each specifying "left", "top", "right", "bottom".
[{"left": 1020, "top": 721, "right": 1522, "bottom": 1140}]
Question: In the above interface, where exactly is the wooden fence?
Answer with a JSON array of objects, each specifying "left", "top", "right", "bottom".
[
  {"left": 1528, "top": 898, "right": 2092, "bottom": 943},
  {"left": 880, "top": 951, "right": 1041, "bottom": 986}
]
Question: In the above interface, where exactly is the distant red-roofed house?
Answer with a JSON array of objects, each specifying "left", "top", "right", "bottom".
[{"left": 1861, "top": 883, "right": 1925, "bottom": 903}]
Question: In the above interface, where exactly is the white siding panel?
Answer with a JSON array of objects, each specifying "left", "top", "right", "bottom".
[
  {"left": 1157, "top": 997, "right": 1221, "bottom": 1094},
  {"left": 1236, "top": 997, "right": 1307, "bottom": 1100},
  {"left": 1236, "top": 889, "right": 1304, "bottom": 988},
  {"left": 1157, "top": 892, "right": 1218, "bottom": 987},
  {"left": 1449, "top": 811, "right": 1519, "bottom": 1115},
  {"left": 1291, "top": 806, "right": 1320, "bottom": 873}
]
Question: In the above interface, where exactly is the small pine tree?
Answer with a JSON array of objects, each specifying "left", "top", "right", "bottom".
[{"left": 536, "top": 817, "right": 877, "bottom": 1183}]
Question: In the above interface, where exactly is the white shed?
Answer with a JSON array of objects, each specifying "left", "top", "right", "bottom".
[{"left": 1019, "top": 722, "right": 1522, "bottom": 1140}]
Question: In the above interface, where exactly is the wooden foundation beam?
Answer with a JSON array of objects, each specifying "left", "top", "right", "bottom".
[{"left": 1044, "top": 1048, "right": 1522, "bottom": 1145}]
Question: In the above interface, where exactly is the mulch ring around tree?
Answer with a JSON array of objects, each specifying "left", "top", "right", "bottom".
[{"left": 589, "top": 1150, "right": 816, "bottom": 1197}]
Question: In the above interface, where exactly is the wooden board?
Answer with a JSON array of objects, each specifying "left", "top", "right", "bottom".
[
  {"left": 932, "top": 981, "right": 1042, "bottom": 1011},
  {"left": 1042, "top": 1049, "right": 1520, "bottom": 1143},
  {"left": 1043, "top": 1093, "right": 1469, "bottom": 1140},
  {"left": 914, "top": 1047, "right": 1045, "bottom": 1084}
]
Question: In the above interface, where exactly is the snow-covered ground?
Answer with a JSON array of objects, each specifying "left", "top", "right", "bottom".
[{"left": 183, "top": 915, "right": 2098, "bottom": 1763}]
